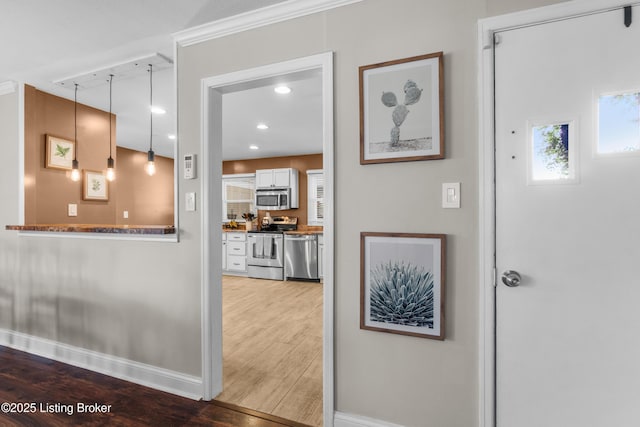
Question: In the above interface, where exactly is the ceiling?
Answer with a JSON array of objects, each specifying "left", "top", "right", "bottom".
[{"left": 1, "top": 0, "right": 323, "bottom": 160}]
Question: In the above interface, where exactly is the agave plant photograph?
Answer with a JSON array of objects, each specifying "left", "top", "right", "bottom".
[
  {"left": 361, "top": 232, "right": 445, "bottom": 340},
  {"left": 359, "top": 51, "right": 444, "bottom": 164}
]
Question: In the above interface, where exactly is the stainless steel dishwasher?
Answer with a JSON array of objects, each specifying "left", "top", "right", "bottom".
[{"left": 284, "top": 234, "right": 319, "bottom": 281}]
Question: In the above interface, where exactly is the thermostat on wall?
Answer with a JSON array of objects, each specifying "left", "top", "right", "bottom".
[{"left": 184, "top": 154, "right": 196, "bottom": 179}]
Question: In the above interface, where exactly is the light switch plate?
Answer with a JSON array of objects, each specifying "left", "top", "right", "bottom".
[
  {"left": 68, "top": 204, "right": 77, "bottom": 217},
  {"left": 442, "top": 183, "right": 461, "bottom": 208},
  {"left": 123, "top": 210, "right": 129, "bottom": 219},
  {"left": 185, "top": 192, "right": 196, "bottom": 211}
]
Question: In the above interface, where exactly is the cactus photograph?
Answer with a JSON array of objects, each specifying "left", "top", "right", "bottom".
[
  {"left": 360, "top": 232, "right": 446, "bottom": 340},
  {"left": 360, "top": 52, "right": 444, "bottom": 164}
]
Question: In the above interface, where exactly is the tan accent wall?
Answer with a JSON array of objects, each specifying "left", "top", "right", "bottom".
[
  {"left": 23, "top": 85, "right": 173, "bottom": 225},
  {"left": 115, "top": 147, "right": 174, "bottom": 226},
  {"left": 24, "top": 85, "right": 115, "bottom": 224},
  {"left": 223, "top": 153, "right": 322, "bottom": 227}
]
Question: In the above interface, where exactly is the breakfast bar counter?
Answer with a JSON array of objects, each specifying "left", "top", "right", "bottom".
[{"left": 5, "top": 224, "right": 176, "bottom": 235}]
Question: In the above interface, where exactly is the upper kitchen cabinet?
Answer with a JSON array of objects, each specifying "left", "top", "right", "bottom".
[{"left": 256, "top": 168, "right": 298, "bottom": 189}]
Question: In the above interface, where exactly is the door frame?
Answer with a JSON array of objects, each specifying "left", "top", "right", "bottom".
[
  {"left": 200, "top": 52, "right": 335, "bottom": 424},
  {"left": 478, "top": 1, "right": 635, "bottom": 425}
]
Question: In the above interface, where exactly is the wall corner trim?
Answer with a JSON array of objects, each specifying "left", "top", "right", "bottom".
[
  {"left": 0, "top": 329, "right": 203, "bottom": 400},
  {"left": 334, "top": 412, "right": 406, "bottom": 427},
  {"left": 0, "top": 80, "right": 17, "bottom": 96},
  {"left": 173, "top": 0, "right": 363, "bottom": 46}
]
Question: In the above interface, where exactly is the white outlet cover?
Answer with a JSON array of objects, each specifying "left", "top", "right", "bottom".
[{"left": 68, "top": 204, "right": 77, "bottom": 216}]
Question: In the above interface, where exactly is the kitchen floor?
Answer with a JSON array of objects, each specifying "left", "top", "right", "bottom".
[{"left": 217, "top": 275, "right": 323, "bottom": 427}]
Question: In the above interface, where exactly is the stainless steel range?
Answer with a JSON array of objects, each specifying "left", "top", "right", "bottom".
[{"left": 246, "top": 216, "right": 297, "bottom": 280}]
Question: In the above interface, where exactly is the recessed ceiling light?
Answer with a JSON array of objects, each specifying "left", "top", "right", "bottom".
[
  {"left": 274, "top": 85, "right": 291, "bottom": 95},
  {"left": 150, "top": 106, "right": 166, "bottom": 115},
  {"left": 249, "top": 145, "right": 259, "bottom": 150},
  {"left": 256, "top": 123, "right": 269, "bottom": 130},
  {"left": 168, "top": 134, "right": 176, "bottom": 140}
]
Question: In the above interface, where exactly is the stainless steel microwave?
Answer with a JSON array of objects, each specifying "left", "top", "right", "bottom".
[{"left": 255, "top": 188, "right": 291, "bottom": 210}]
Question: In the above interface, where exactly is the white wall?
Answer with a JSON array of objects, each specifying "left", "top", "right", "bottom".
[
  {"left": 0, "top": 86, "right": 202, "bottom": 377},
  {"left": 179, "top": 0, "right": 481, "bottom": 425}
]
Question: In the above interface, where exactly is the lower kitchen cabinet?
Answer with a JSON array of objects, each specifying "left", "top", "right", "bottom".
[
  {"left": 318, "top": 233, "right": 324, "bottom": 280},
  {"left": 222, "top": 233, "right": 227, "bottom": 270},
  {"left": 223, "top": 232, "right": 248, "bottom": 275}
]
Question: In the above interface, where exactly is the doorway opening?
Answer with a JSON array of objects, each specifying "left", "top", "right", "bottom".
[{"left": 200, "top": 53, "right": 334, "bottom": 427}]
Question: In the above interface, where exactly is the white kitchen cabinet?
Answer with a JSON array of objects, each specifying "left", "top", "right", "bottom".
[
  {"left": 256, "top": 168, "right": 298, "bottom": 189},
  {"left": 318, "top": 233, "right": 324, "bottom": 280},
  {"left": 223, "top": 232, "right": 247, "bottom": 274},
  {"left": 222, "top": 232, "right": 227, "bottom": 271}
]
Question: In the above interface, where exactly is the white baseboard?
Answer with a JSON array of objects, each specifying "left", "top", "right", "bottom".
[
  {"left": 0, "top": 329, "right": 203, "bottom": 400},
  {"left": 334, "top": 411, "right": 406, "bottom": 427}
]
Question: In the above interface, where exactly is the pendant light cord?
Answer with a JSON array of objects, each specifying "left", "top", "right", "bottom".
[
  {"left": 74, "top": 83, "right": 78, "bottom": 161},
  {"left": 109, "top": 74, "right": 113, "bottom": 158},
  {"left": 149, "top": 64, "right": 153, "bottom": 153}
]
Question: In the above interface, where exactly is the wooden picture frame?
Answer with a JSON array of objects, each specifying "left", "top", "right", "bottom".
[
  {"left": 360, "top": 232, "right": 446, "bottom": 340},
  {"left": 359, "top": 52, "right": 444, "bottom": 164},
  {"left": 83, "top": 170, "right": 109, "bottom": 201},
  {"left": 45, "top": 135, "right": 75, "bottom": 170}
]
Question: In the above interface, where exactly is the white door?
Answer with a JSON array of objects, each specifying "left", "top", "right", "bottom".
[{"left": 495, "top": 7, "right": 640, "bottom": 427}]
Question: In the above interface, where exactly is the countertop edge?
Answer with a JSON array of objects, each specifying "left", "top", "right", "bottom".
[{"left": 5, "top": 224, "right": 176, "bottom": 235}]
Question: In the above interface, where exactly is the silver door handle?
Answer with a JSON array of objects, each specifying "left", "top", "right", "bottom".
[{"left": 501, "top": 270, "right": 521, "bottom": 287}]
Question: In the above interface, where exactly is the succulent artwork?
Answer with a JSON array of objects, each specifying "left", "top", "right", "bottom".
[
  {"left": 369, "top": 261, "right": 434, "bottom": 327},
  {"left": 91, "top": 179, "right": 102, "bottom": 192},
  {"left": 55, "top": 143, "right": 71, "bottom": 159},
  {"left": 381, "top": 79, "right": 423, "bottom": 145}
]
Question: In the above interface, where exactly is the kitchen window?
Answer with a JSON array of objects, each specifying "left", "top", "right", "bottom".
[
  {"left": 222, "top": 174, "right": 256, "bottom": 222},
  {"left": 307, "top": 169, "right": 324, "bottom": 225}
]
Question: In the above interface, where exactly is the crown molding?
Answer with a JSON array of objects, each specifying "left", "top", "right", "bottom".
[
  {"left": 173, "top": 0, "right": 363, "bottom": 46},
  {"left": 0, "top": 81, "right": 17, "bottom": 96}
]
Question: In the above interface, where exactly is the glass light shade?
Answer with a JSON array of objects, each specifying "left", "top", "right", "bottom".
[
  {"left": 106, "top": 157, "right": 115, "bottom": 181},
  {"left": 146, "top": 150, "right": 156, "bottom": 176},
  {"left": 70, "top": 160, "right": 80, "bottom": 182}
]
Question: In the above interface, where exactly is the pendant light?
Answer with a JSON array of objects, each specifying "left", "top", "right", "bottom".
[
  {"left": 145, "top": 64, "right": 156, "bottom": 176},
  {"left": 70, "top": 83, "right": 81, "bottom": 182},
  {"left": 106, "top": 74, "right": 116, "bottom": 181}
]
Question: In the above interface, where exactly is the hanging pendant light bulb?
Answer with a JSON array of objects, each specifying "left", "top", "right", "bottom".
[
  {"left": 70, "top": 83, "right": 81, "bottom": 182},
  {"left": 145, "top": 64, "right": 156, "bottom": 176},
  {"left": 106, "top": 74, "right": 116, "bottom": 181}
]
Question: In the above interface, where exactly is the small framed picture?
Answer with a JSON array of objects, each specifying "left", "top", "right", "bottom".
[
  {"left": 45, "top": 135, "right": 75, "bottom": 170},
  {"left": 83, "top": 170, "right": 109, "bottom": 201},
  {"left": 359, "top": 52, "right": 444, "bottom": 164},
  {"left": 361, "top": 232, "right": 446, "bottom": 340}
]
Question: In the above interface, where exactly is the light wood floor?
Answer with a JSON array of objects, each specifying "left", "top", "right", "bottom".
[{"left": 217, "top": 275, "right": 323, "bottom": 427}]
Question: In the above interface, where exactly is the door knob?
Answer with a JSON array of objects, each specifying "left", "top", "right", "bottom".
[{"left": 501, "top": 270, "right": 522, "bottom": 287}]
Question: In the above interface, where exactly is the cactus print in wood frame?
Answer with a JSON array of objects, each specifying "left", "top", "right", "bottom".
[
  {"left": 360, "top": 232, "right": 446, "bottom": 340},
  {"left": 359, "top": 52, "right": 444, "bottom": 164}
]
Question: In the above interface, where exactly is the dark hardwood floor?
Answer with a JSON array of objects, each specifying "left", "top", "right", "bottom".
[{"left": 0, "top": 345, "right": 310, "bottom": 426}]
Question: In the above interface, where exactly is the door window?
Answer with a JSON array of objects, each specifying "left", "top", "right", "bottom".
[{"left": 597, "top": 91, "right": 640, "bottom": 154}]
